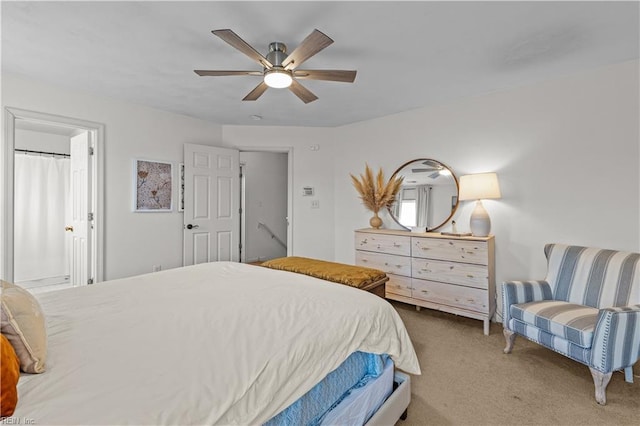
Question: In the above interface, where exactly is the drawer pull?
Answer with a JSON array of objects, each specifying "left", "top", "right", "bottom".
[
  {"left": 377, "top": 244, "right": 381, "bottom": 249},
  {"left": 384, "top": 262, "right": 389, "bottom": 266},
  {"left": 396, "top": 264, "right": 403, "bottom": 268},
  {"left": 421, "top": 247, "right": 430, "bottom": 251},
  {"left": 466, "top": 274, "right": 474, "bottom": 278},
  {"left": 468, "top": 298, "right": 475, "bottom": 302},
  {"left": 421, "top": 269, "right": 432, "bottom": 273},
  {"left": 450, "top": 266, "right": 454, "bottom": 270},
  {"left": 393, "top": 243, "right": 401, "bottom": 247},
  {"left": 361, "top": 259, "right": 368, "bottom": 262},
  {"left": 421, "top": 290, "right": 429, "bottom": 294}
]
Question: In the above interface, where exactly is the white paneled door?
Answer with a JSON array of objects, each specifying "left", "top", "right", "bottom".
[
  {"left": 69, "top": 131, "right": 92, "bottom": 286},
  {"left": 183, "top": 144, "right": 240, "bottom": 265}
]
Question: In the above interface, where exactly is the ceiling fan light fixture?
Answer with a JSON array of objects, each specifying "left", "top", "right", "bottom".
[{"left": 264, "top": 69, "right": 292, "bottom": 88}]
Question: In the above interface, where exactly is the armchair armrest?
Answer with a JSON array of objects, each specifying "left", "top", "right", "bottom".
[
  {"left": 502, "top": 280, "right": 553, "bottom": 328},
  {"left": 590, "top": 304, "right": 640, "bottom": 374}
]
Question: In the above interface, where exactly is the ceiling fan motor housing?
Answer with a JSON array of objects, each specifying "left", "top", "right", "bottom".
[{"left": 266, "top": 42, "right": 288, "bottom": 69}]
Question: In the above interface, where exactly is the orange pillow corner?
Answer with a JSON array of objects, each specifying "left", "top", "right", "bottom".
[{"left": 1, "top": 333, "right": 20, "bottom": 417}]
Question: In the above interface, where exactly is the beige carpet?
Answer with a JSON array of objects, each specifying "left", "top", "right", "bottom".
[{"left": 392, "top": 301, "right": 639, "bottom": 425}]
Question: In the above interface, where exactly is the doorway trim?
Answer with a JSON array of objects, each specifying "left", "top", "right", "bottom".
[
  {"left": 1, "top": 107, "right": 105, "bottom": 283},
  {"left": 237, "top": 146, "right": 293, "bottom": 261}
]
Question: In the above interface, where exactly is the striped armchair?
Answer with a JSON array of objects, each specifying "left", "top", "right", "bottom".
[{"left": 502, "top": 244, "right": 639, "bottom": 405}]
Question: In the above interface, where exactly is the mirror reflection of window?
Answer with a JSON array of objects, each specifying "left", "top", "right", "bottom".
[
  {"left": 399, "top": 200, "right": 417, "bottom": 227},
  {"left": 396, "top": 187, "right": 417, "bottom": 226}
]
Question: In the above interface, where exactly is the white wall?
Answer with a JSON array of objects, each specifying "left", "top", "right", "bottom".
[
  {"left": 333, "top": 60, "right": 639, "bottom": 318},
  {"left": 4, "top": 59, "right": 638, "bottom": 305},
  {"left": 3, "top": 73, "right": 224, "bottom": 280},
  {"left": 240, "top": 151, "right": 288, "bottom": 262}
]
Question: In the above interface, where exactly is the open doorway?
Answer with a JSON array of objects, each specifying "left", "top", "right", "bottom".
[
  {"left": 1, "top": 108, "right": 104, "bottom": 289},
  {"left": 14, "top": 121, "right": 74, "bottom": 292},
  {"left": 239, "top": 150, "right": 290, "bottom": 264}
]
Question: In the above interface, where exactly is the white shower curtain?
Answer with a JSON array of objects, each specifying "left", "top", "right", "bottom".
[{"left": 14, "top": 154, "right": 71, "bottom": 283}]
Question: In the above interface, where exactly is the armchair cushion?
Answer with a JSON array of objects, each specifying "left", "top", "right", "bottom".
[
  {"left": 510, "top": 319, "right": 591, "bottom": 365},
  {"left": 510, "top": 301, "right": 598, "bottom": 348}
]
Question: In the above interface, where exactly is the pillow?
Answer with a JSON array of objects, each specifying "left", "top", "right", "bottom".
[
  {"left": 0, "top": 280, "right": 15, "bottom": 289},
  {"left": 0, "top": 283, "right": 47, "bottom": 373},
  {"left": 1, "top": 334, "right": 20, "bottom": 417}
]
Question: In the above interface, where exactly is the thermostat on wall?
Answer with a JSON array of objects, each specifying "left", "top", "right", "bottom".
[{"left": 302, "top": 186, "right": 314, "bottom": 196}]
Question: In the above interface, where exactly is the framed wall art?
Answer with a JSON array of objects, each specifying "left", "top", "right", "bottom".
[
  {"left": 133, "top": 159, "right": 173, "bottom": 212},
  {"left": 178, "top": 163, "right": 185, "bottom": 212}
]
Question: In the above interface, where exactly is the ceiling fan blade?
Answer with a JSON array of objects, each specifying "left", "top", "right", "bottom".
[
  {"left": 293, "top": 70, "right": 356, "bottom": 83},
  {"left": 194, "top": 70, "right": 263, "bottom": 77},
  {"left": 212, "top": 29, "right": 273, "bottom": 68},
  {"left": 242, "top": 81, "right": 269, "bottom": 101},
  {"left": 282, "top": 29, "right": 333, "bottom": 70},
  {"left": 411, "top": 168, "right": 439, "bottom": 173},
  {"left": 288, "top": 80, "right": 318, "bottom": 103}
]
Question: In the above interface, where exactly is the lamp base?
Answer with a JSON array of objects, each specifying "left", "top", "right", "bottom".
[{"left": 469, "top": 200, "right": 491, "bottom": 237}]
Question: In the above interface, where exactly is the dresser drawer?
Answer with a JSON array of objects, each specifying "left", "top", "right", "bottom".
[
  {"left": 385, "top": 274, "right": 412, "bottom": 297},
  {"left": 355, "top": 232, "right": 411, "bottom": 256},
  {"left": 355, "top": 251, "right": 411, "bottom": 277},
  {"left": 411, "top": 258, "right": 488, "bottom": 289},
  {"left": 412, "top": 237, "right": 488, "bottom": 265},
  {"left": 411, "top": 278, "right": 489, "bottom": 313}
]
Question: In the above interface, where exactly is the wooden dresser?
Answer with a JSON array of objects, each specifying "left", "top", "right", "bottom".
[{"left": 355, "top": 228, "right": 495, "bottom": 335}]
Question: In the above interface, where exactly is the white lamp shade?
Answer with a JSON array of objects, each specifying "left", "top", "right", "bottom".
[{"left": 458, "top": 172, "right": 501, "bottom": 201}]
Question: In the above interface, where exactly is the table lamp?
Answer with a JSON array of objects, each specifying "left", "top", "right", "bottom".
[{"left": 458, "top": 172, "right": 501, "bottom": 237}]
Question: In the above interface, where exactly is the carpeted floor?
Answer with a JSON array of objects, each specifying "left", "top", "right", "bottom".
[{"left": 392, "top": 301, "right": 639, "bottom": 425}]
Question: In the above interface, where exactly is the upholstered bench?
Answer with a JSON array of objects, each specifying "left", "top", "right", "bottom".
[
  {"left": 260, "top": 256, "right": 388, "bottom": 297},
  {"left": 502, "top": 243, "right": 639, "bottom": 405}
]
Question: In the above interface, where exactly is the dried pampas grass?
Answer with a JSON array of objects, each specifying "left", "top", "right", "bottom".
[{"left": 350, "top": 164, "right": 404, "bottom": 214}]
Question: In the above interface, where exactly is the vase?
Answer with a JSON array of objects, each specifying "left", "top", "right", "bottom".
[{"left": 369, "top": 212, "right": 382, "bottom": 229}]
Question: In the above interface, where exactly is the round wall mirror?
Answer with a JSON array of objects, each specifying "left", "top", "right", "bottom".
[{"left": 388, "top": 158, "right": 459, "bottom": 232}]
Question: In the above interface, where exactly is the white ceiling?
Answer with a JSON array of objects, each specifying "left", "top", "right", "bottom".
[{"left": 2, "top": 1, "right": 638, "bottom": 128}]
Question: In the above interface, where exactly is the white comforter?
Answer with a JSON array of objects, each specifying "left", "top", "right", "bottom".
[{"left": 15, "top": 262, "right": 420, "bottom": 425}]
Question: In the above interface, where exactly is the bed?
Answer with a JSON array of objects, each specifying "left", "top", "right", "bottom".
[{"left": 9, "top": 261, "right": 420, "bottom": 425}]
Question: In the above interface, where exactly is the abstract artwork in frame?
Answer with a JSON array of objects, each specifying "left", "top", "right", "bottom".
[{"left": 134, "top": 159, "right": 173, "bottom": 212}]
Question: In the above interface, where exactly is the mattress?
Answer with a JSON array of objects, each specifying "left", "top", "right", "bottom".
[
  {"left": 321, "top": 357, "right": 395, "bottom": 426},
  {"left": 13, "top": 262, "right": 420, "bottom": 425},
  {"left": 265, "top": 352, "right": 387, "bottom": 426}
]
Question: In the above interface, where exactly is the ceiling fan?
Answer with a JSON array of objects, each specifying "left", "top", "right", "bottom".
[
  {"left": 411, "top": 161, "right": 451, "bottom": 179},
  {"left": 194, "top": 29, "right": 357, "bottom": 103}
]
